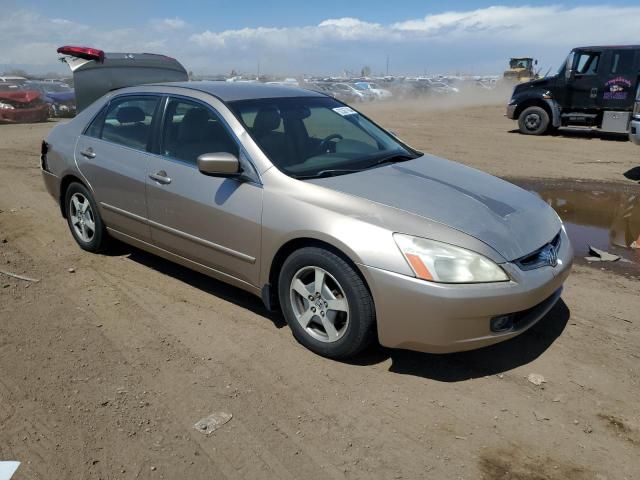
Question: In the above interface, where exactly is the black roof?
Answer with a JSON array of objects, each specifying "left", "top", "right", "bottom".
[
  {"left": 575, "top": 45, "right": 640, "bottom": 51},
  {"left": 152, "top": 81, "right": 324, "bottom": 102}
]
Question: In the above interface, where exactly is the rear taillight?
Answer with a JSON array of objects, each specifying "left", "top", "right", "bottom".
[
  {"left": 57, "top": 46, "right": 104, "bottom": 63},
  {"left": 41, "top": 140, "right": 49, "bottom": 171}
]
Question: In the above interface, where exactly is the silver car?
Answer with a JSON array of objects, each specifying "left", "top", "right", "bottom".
[{"left": 41, "top": 49, "right": 573, "bottom": 359}]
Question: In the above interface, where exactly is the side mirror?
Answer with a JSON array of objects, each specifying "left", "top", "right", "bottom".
[{"left": 197, "top": 152, "right": 240, "bottom": 176}]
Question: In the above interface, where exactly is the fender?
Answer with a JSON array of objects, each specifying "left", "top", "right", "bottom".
[{"left": 508, "top": 88, "right": 560, "bottom": 127}]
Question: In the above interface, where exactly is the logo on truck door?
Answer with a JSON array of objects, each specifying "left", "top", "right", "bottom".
[{"left": 603, "top": 76, "right": 632, "bottom": 100}]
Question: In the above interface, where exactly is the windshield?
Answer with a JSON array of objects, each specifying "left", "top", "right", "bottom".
[
  {"left": 229, "top": 96, "right": 417, "bottom": 178},
  {"left": 510, "top": 58, "right": 532, "bottom": 69},
  {"left": 559, "top": 51, "right": 574, "bottom": 76}
]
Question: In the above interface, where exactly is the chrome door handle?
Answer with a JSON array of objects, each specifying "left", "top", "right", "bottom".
[
  {"left": 149, "top": 170, "right": 172, "bottom": 185},
  {"left": 80, "top": 148, "right": 96, "bottom": 159}
]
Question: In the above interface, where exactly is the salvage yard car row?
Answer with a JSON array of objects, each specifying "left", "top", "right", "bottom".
[{"left": 0, "top": 78, "right": 76, "bottom": 124}]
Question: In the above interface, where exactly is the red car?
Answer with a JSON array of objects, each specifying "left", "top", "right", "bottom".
[{"left": 0, "top": 87, "right": 49, "bottom": 124}]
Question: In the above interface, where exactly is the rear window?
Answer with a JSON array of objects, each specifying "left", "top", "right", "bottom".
[
  {"left": 84, "top": 95, "right": 160, "bottom": 151},
  {"left": 610, "top": 50, "right": 636, "bottom": 74}
]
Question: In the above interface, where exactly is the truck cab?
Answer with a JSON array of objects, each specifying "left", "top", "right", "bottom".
[{"left": 507, "top": 45, "right": 640, "bottom": 137}]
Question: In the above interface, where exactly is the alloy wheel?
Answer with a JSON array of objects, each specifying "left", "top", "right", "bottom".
[
  {"left": 69, "top": 192, "right": 96, "bottom": 243},
  {"left": 289, "top": 266, "right": 350, "bottom": 343}
]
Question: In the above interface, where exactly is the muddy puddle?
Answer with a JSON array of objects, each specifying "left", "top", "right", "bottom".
[{"left": 511, "top": 179, "right": 640, "bottom": 273}]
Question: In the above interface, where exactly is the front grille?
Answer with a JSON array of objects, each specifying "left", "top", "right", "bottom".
[{"left": 515, "top": 232, "right": 561, "bottom": 271}]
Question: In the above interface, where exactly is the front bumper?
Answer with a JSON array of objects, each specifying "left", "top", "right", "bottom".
[
  {"left": 52, "top": 103, "right": 77, "bottom": 118},
  {"left": 506, "top": 103, "right": 517, "bottom": 119},
  {"left": 0, "top": 104, "right": 49, "bottom": 124},
  {"left": 630, "top": 118, "right": 640, "bottom": 145},
  {"left": 361, "top": 229, "right": 573, "bottom": 353}
]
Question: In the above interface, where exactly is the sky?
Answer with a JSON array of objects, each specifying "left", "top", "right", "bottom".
[{"left": 0, "top": 1, "right": 638, "bottom": 77}]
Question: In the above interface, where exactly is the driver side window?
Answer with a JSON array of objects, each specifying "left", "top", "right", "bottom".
[{"left": 575, "top": 52, "right": 600, "bottom": 75}]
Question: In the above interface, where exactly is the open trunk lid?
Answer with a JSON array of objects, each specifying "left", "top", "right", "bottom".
[{"left": 58, "top": 46, "right": 189, "bottom": 112}]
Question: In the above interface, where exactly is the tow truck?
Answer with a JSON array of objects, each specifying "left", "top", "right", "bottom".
[{"left": 507, "top": 45, "right": 640, "bottom": 139}]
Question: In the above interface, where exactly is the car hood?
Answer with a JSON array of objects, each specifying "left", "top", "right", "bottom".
[
  {"left": 0, "top": 90, "right": 42, "bottom": 104},
  {"left": 308, "top": 155, "right": 560, "bottom": 261}
]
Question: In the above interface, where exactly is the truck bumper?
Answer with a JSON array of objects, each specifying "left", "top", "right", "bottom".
[{"left": 506, "top": 104, "right": 517, "bottom": 119}]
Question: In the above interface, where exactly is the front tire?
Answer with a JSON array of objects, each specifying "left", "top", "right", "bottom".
[
  {"left": 64, "top": 182, "right": 108, "bottom": 252},
  {"left": 278, "top": 247, "right": 375, "bottom": 359},
  {"left": 518, "top": 106, "right": 550, "bottom": 135}
]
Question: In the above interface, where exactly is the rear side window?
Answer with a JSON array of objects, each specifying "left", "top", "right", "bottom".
[
  {"left": 161, "top": 98, "right": 238, "bottom": 165},
  {"left": 85, "top": 96, "right": 160, "bottom": 151},
  {"left": 610, "top": 50, "right": 636, "bottom": 74}
]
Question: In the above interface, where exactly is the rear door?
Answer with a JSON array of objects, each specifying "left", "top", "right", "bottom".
[
  {"left": 600, "top": 48, "right": 639, "bottom": 111},
  {"left": 145, "top": 96, "right": 263, "bottom": 287},
  {"left": 567, "top": 49, "right": 604, "bottom": 110},
  {"left": 75, "top": 94, "right": 161, "bottom": 241}
]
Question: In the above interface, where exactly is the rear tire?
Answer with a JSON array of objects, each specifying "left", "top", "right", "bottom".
[
  {"left": 278, "top": 247, "right": 375, "bottom": 359},
  {"left": 64, "top": 182, "right": 108, "bottom": 252},
  {"left": 518, "top": 106, "right": 550, "bottom": 135}
]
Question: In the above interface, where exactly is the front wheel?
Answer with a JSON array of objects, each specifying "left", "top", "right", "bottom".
[
  {"left": 518, "top": 106, "right": 550, "bottom": 135},
  {"left": 278, "top": 247, "right": 375, "bottom": 359}
]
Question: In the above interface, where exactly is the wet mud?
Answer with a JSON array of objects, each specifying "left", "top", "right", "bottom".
[{"left": 510, "top": 179, "right": 640, "bottom": 274}]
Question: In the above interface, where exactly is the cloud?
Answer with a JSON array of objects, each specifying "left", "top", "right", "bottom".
[
  {"left": 152, "top": 17, "right": 187, "bottom": 31},
  {"left": 1, "top": 5, "right": 639, "bottom": 75}
]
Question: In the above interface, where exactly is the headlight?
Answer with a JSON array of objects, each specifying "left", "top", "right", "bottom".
[
  {"left": 0, "top": 102, "right": 15, "bottom": 110},
  {"left": 394, "top": 234, "right": 509, "bottom": 283},
  {"left": 633, "top": 101, "right": 639, "bottom": 119}
]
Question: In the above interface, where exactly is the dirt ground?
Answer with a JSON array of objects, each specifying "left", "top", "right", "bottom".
[{"left": 1, "top": 104, "right": 639, "bottom": 480}]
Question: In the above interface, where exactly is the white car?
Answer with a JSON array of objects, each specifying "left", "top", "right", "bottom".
[
  {"left": 332, "top": 83, "right": 367, "bottom": 102},
  {"left": 0, "top": 76, "right": 27, "bottom": 83},
  {"left": 354, "top": 82, "right": 392, "bottom": 99},
  {"left": 631, "top": 118, "right": 640, "bottom": 145},
  {"left": 631, "top": 94, "right": 640, "bottom": 145}
]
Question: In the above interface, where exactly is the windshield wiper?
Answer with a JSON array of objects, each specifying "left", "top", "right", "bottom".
[
  {"left": 367, "top": 153, "right": 417, "bottom": 169},
  {"left": 293, "top": 153, "right": 418, "bottom": 180},
  {"left": 294, "top": 169, "right": 362, "bottom": 180}
]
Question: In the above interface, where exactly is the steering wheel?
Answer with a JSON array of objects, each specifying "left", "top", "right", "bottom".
[{"left": 317, "top": 134, "right": 344, "bottom": 154}]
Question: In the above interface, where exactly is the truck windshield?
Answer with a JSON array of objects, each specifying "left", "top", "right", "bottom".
[
  {"left": 229, "top": 96, "right": 417, "bottom": 178},
  {"left": 510, "top": 59, "right": 531, "bottom": 69},
  {"left": 559, "top": 52, "right": 574, "bottom": 76}
]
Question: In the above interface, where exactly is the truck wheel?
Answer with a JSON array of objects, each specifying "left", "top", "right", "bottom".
[{"left": 518, "top": 106, "right": 550, "bottom": 135}]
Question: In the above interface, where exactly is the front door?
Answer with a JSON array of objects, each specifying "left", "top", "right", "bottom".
[
  {"left": 75, "top": 94, "right": 161, "bottom": 241},
  {"left": 567, "top": 49, "right": 603, "bottom": 110},
  {"left": 600, "top": 48, "right": 639, "bottom": 111},
  {"left": 145, "top": 96, "right": 263, "bottom": 287}
]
